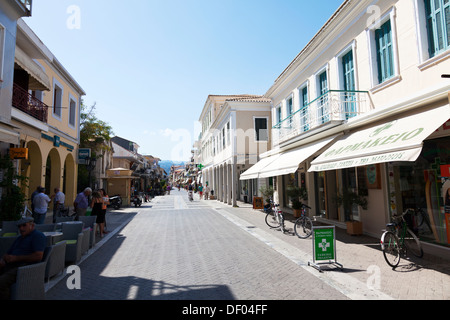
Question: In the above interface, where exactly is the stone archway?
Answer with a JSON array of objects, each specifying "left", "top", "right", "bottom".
[
  {"left": 22, "top": 140, "right": 43, "bottom": 203},
  {"left": 45, "top": 149, "right": 62, "bottom": 198},
  {"left": 63, "top": 153, "right": 76, "bottom": 206}
]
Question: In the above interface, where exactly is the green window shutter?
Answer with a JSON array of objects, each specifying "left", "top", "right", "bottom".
[
  {"left": 425, "top": 0, "right": 450, "bottom": 57},
  {"left": 375, "top": 20, "right": 394, "bottom": 83}
]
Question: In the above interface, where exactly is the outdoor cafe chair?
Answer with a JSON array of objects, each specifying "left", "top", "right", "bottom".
[
  {"left": 45, "top": 241, "right": 66, "bottom": 280},
  {"left": 10, "top": 261, "right": 47, "bottom": 300},
  {"left": 55, "top": 216, "right": 75, "bottom": 224},
  {"left": 35, "top": 223, "right": 56, "bottom": 232},
  {"left": 78, "top": 216, "right": 97, "bottom": 248},
  {"left": 60, "top": 222, "right": 84, "bottom": 264},
  {"left": 0, "top": 234, "right": 19, "bottom": 258},
  {"left": 1, "top": 221, "right": 18, "bottom": 235}
]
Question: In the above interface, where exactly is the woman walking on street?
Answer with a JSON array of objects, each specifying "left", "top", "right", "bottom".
[
  {"left": 91, "top": 191, "right": 105, "bottom": 237},
  {"left": 100, "top": 189, "right": 110, "bottom": 234}
]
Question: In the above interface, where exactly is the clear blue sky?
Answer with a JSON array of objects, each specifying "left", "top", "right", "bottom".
[{"left": 25, "top": 0, "right": 344, "bottom": 161}]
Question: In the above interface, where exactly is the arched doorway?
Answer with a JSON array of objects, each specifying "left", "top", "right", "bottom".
[
  {"left": 45, "top": 149, "right": 62, "bottom": 197},
  {"left": 22, "top": 141, "right": 43, "bottom": 203}
]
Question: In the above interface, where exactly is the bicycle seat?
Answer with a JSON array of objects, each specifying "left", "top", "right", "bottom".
[{"left": 386, "top": 223, "right": 396, "bottom": 229}]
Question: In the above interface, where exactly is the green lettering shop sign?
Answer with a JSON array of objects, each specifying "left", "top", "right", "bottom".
[{"left": 308, "top": 226, "right": 343, "bottom": 272}]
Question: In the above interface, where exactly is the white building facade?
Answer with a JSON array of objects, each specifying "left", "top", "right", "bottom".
[
  {"left": 198, "top": 95, "right": 271, "bottom": 206},
  {"left": 242, "top": 0, "right": 450, "bottom": 255}
]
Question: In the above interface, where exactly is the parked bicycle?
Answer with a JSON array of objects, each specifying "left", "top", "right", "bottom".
[
  {"left": 264, "top": 202, "right": 286, "bottom": 233},
  {"left": 380, "top": 208, "right": 423, "bottom": 269},
  {"left": 293, "top": 203, "right": 313, "bottom": 239}
]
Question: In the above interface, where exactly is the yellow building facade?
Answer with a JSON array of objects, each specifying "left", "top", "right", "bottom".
[{"left": 11, "top": 19, "right": 85, "bottom": 208}]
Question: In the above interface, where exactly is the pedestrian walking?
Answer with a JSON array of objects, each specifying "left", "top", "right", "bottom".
[
  {"left": 204, "top": 183, "right": 210, "bottom": 200},
  {"left": 73, "top": 187, "right": 92, "bottom": 220},
  {"left": 32, "top": 187, "right": 51, "bottom": 224},
  {"left": 100, "top": 189, "right": 110, "bottom": 233},
  {"left": 52, "top": 187, "right": 65, "bottom": 223},
  {"left": 90, "top": 191, "right": 106, "bottom": 237},
  {"left": 30, "top": 186, "right": 41, "bottom": 221},
  {"left": 198, "top": 184, "right": 203, "bottom": 200}
]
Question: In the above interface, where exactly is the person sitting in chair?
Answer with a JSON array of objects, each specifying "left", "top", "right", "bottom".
[{"left": 0, "top": 217, "right": 46, "bottom": 300}]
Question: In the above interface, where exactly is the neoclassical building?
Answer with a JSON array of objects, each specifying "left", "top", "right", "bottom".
[
  {"left": 198, "top": 95, "right": 271, "bottom": 206},
  {"left": 11, "top": 19, "right": 85, "bottom": 207},
  {"left": 242, "top": 0, "right": 450, "bottom": 255}
]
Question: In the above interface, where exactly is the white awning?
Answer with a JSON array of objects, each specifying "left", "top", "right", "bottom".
[
  {"left": 14, "top": 46, "right": 51, "bottom": 91},
  {"left": 309, "top": 105, "right": 450, "bottom": 172},
  {"left": 0, "top": 125, "right": 20, "bottom": 145},
  {"left": 258, "top": 136, "right": 337, "bottom": 178},
  {"left": 239, "top": 155, "right": 280, "bottom": 180}
]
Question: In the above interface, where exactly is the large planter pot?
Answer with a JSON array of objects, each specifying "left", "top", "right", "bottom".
[{"left": 346, "top": 221, "right": 363, "bottom": 235}]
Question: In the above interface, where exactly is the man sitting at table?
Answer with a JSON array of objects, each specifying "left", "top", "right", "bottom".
[{"left": 0, "top": 217, "right": 46, "bottom": 300}]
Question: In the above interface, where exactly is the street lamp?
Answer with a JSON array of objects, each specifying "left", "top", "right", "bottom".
[{"left": 85, "top": 156, "right": 97, "bottom": 189}]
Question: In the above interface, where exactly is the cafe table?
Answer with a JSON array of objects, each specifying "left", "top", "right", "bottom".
[{"left": 43, "top": 231, "right": 63, "bottom": 246}]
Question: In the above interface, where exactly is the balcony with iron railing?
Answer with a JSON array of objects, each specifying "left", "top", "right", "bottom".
[
  {"left": 272, "top": 90, "right": 373, "bottom": 145},
  {"left": 12, "top": 83, "right": 49, "bottom": 123},
  {"left": 16, "top": 0, "right": 32, "bottom": 15}
]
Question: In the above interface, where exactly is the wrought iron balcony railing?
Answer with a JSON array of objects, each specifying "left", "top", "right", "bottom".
[
  {"left": 17, "top": 0, "right": 32, "bottom": 15},
  {"left": 272, "top": 90, "right": 372, "bottom": 145},
  {"left": 12, "top": 83, "right": 49, "bottom": 123}
]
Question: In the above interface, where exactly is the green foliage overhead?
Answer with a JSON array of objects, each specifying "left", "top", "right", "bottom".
[{"left": 80, "top": 101, "right": 114, "bottom": 152}]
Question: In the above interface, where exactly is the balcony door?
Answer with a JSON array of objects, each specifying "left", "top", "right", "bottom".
[
  {"left": 318, "top": 71, "right": 329, "bottom": 124},
  {"left": 342, "top": 50, "right": 356, "bottom": 119}
]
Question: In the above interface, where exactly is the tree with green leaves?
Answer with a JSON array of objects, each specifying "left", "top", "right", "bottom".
[{"left": 78, "top": 101, "right": 114, "bottom": 191}]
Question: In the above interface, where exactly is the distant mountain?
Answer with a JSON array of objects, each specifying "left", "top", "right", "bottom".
[{"left": 159, "top": 160, "right": 186, "bottom": 174}]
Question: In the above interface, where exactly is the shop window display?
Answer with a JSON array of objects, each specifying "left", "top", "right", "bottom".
[{"left": 388, "top": 136, "right": 450, "bottom": 246}]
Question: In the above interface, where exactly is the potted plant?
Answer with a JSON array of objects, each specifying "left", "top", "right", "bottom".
[
  {"left": 0, "top": 154, "right": 28, "bottom": 223},
  {"left": 335, "top": 189, "right": 368, "bottom": 235},
  {"left": 286, "top": 186, "right": 308, "bottom": 217},
  {"left": 259, "top": 185, "right": 274, "bottom": 204}
]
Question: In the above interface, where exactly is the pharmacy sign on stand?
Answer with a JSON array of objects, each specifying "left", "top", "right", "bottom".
[{"left": 308, "top": 226, "right": 343, "bottom": 272}]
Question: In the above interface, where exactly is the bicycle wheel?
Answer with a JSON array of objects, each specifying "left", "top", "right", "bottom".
[
  {"left": 294, "top": 216, "right": 313, "bottom": 239},
  {"left": 279, "top": 213, "right": 286, "bottom": 233},
  {"left": 265, "top": 211, "right": 279, "bottom": 228},
  {"left": 404, "top": 228, "right": 423, "bottom": 258},
  {"left": 382, "top": 231, "right": 400, "bottom": 268}
]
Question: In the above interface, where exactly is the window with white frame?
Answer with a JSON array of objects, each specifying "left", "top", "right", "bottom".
[
  {"left": 316, "top": 68, "right": 329, "bottom": 124},
  {"left": 0, "top": 24, "right": 5, "bottom": 82},
  {"left": 336, "top": 43, "right": 357, "bottom": 119},
  {"left": 286, "top": 95, "right": 293, "bottom": 127},
  {"left": 227, "top": 121, "right": 231, "bottom": 145},
  {"left": 53, "top": 79, "right": 63, "bottom": 118},
  {"left": 366, "top": 8, "right": 400, "bottom": 89},
  {"left": 298, "top": 83, "right": 309, "bottom": 132},
  {"left": 275, "top": 104, "right": 282, "bottom": 126},
  {"left": 69, "top": 96, "right": 76, "bottom": 127},
  {"left": 425, "top": 0, "right": 450, "bottom": 57},
  {"left": 254, "top": 117, "right": 268, "bottom": 141}
]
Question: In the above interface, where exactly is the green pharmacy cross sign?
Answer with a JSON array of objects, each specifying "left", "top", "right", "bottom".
[
  {"left": 197, "top": 164, "right": 204, "bottom": 170},
  {"left": 308, "top": 226, "right": 343, "bottom": 272}
]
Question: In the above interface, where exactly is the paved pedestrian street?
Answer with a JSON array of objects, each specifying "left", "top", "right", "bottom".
[
  {"left": 46, "top": 193, "right": 348, "bottom": 300},
  {"left": 46, "top": 191, "right": 450, "bottom": 303}
]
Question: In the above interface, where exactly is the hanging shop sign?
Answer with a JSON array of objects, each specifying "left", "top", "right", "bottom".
[{"left": 9, "top": 148, "right": 28, "bottom": 160}]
